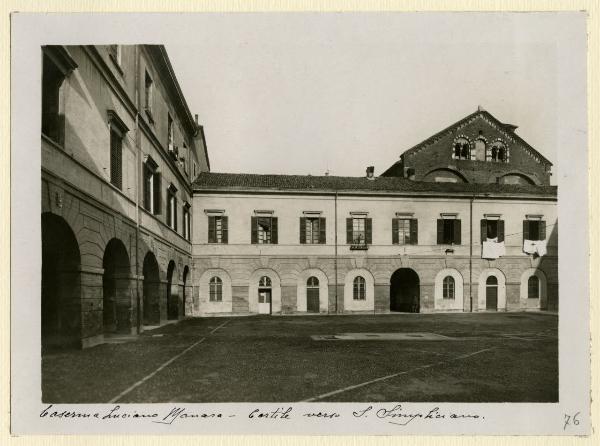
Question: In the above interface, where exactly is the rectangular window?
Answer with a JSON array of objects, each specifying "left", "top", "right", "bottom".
[
  {"left": 437, "top": 219, "right": 461, "bottom": 245},
  {"left": 208, "top": 216, "right": 228, "bottom": 244},
  {"left": 523, "top": 220, "right": 546, "bottom": 241},
  {"left": 42, "top": 53, "right": 65, "bottom": 144},
  {"left": 480, "top": 219, "right": 505, "bottom": 242},
  {"left": 392, "top": 218, "right": 418, "bottom": 245},
  {"left": 300, "top": 217, "right": 326, "bottom": 244},
  {"left": 143, "top": 158, "right": 161, "bottom": 215},
  {"left": 144, "top": 70, "right": 154, "bottom": 121},
  {"left": 167, "top": 113, "right": 174, "bottom": 150},
  {"left": 166, "top": 185, "right": 178, "bottom": 231},
  {"left": 193, "top": 162, "right": 197, "bottom": 178},
  {"left": 346, "top": 217, "right": 372, "bottom": 248},
  {"left": 251, "top": 216, "right": 278, "bottom": 244},
  {"left": 109, "top": 128, "right": 123, "bottom": 190},
  {"left": 183, "top": 204, "right": 191, "bottom": 241}
]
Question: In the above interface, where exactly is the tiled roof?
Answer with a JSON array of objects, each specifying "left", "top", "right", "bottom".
[{"left": 193, "top": 172, "right": 557, "bottom": 197}]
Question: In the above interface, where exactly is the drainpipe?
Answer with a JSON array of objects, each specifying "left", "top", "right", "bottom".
[
  {"left": 469, "top": 195, "right": 474, "bottom": 312},
  {"left": 134, "top": 45, "right": 141, "bottom": 333},
  {"left": 334, "top": 189, "right": 338, "bottom": 314}
]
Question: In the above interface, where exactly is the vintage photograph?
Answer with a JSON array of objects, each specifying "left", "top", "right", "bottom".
[
  {"left": 40, "top": 15, "right": 560, "bottom": 405},
  {"left": 10, "top": 11, "right": 588, "bottom": 435}
]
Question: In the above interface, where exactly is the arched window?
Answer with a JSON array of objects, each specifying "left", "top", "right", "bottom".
[
  {"left": 209, "top": 276, "right": 223, "bottom": 302},
  {"left": 353, "top": 276, "right": 366, "bottom": 300},
  {"left": 528, "top": 276, "right": 540, "bottom": 299},
  {"left": 442, "top": 276, "right": 455, "bottom": 299},
  {"left": 307, "top": 276, "right": 319, "bottom": 288},
  {"left": 489, "top": 141, "right": 508, "bottom": 163},
  {"left": 259, "top": 276, "right": 272, "bottom": 288},
  {"left": 453, "top": 138, "right": 470, "bottom": 160},
  {"left": 486, "top": 276, "right": 498, "bottom": 286}
]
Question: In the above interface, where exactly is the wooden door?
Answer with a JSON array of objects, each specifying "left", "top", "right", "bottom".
[
  {"left": 486, "top": 284, "right": 498, "bottom": 310},
  {"left": 307, "top": 288, "right": 319, "bottom": 313}
]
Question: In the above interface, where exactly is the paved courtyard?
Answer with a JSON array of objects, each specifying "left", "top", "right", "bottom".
[{"left": 42, "top": 312, "right": 558, "bottom": 403}]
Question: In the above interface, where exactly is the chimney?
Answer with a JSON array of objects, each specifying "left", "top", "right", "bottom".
[
  {"left": 366, "top": 166, "right": 375, "bottom": 179},
  {"left": 194, "top": 114, "right": 199, "bottom": 125}
]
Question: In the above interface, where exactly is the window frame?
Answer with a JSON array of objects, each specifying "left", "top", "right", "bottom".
[
  {"left": 166, "top": 184, "right": 178, "bottom": 231},
  {"left": 209, "top": 276, "right": 223, "bottom": 302},
  {"left": 353, "top": 276, "right": 366, "bottom": 301},
  {"left": 528, "top": 276, "right": 540, "bottom": 299},
  {"left": 442, "top": 276, "right": 455, "bottom": 299},
  {"left": 144, "top": 70, "right": 154, "bottom": 123}
]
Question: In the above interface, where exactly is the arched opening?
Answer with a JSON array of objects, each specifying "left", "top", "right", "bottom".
[
  {"left": 423, "top": 168, "right": 469, "bottom": 184},
  {"left": 167, "top": 260, "right": 178, "bottom": 320},
  {"left": 142, "top": 252, "right": 160, "bottom": 325},
  {"left": 102, "top": 238, "right": 130, "bottom": 334},
  {"left": 42, "top": 212, "right": 81, "bottom": 351},
  {"left": 528, "top": 276, "right": 540, "bottom": 299},
  {"left": 486, "top": 276, "right": 498, "bottom": 311},
  {"left": 182, "top": 265, "right": 190, "bottom": 317},
  {"left": 306, "top": 276, "right": 320, "bottom": 313},
  {"left": 390, "top": 268, "right": 420, "bottom": 313},
  {"left": 258, "top": 275, "right": 272, "bottom": 314},
  {"left": 498, "top": 173, "right": 536, "bottom": 185}
]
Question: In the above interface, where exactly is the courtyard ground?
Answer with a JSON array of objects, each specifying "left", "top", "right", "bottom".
[{"left": 42, "top": 312, "right": 558, "bottom": 403}]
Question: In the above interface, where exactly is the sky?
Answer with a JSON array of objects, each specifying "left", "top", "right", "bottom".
[{"left": 164, "top": 13, "right": 580, "bottom": 180}]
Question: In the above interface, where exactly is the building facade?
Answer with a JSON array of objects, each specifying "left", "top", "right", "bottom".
[
  {"left": 41, "top": 45, "right": 209, "bottom": 349},
  {"left": 190, "top": 110, "right": 558, "bottom": 317}
]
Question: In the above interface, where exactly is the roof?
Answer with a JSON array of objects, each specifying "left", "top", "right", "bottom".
[
  {"left": 193, "top": 172, "right": 557, "bottom": 198},
  {"left": 395, "top": 109, "right": 553, "bottom": 166}
]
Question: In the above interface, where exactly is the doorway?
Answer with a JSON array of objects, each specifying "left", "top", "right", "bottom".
[
  {"left": 306, "top": 276, "right": 320, "bottom": 313},
  {"left": 258, "top": 276, "right": 272, "bottom": 314},
  {"left": 390, "top": 268, "right": 420, "bottom": 312},
  {"left": 486, "top": 276, "right": 498, "bottom": 311}
]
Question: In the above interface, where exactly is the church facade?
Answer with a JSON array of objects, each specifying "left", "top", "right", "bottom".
[{"left": 190, "top": 109, "right": 558, "bottom": 317}]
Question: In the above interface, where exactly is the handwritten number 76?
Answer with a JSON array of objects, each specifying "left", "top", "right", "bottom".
[{"left": 564, "top": 412, "right": 580, "bottom": 430}]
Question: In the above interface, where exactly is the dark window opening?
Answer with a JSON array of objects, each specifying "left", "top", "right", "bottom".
[
  {"left": 42, "top": 54, "right": 65, "bottom": 144},
  {"left": 109, "top": 129, "right": 123, "bottom": 190},
  {"left": 528, "top": 276, "right": 540, "bottom": 299},
  {"left": 443, "top": 220, "right": 454, "bottom": 244}
]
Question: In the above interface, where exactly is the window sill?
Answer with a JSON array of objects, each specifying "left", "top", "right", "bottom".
[{"left": 350, "top": 244, "right": 369, "bottom": 251}]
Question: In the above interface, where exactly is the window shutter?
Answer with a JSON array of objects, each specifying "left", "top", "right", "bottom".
[
  {"left": 392, "top": 218, "right": 399, "bottom": 244},
  {"left": 453, "top": 219, "right": 461, "bottom": 245},
  {"left": 251, "top": 217, "right": 258, "bottom": 244},
  {"left": 153, "top": 173, "right": 161, "bottom": 214},
  {"left": 498, "top": 220, "right": 505, "bottom": 242},
  {"left": 346, "top": 218, "right": 353, "bottom": 244},
  {"left": 208, "top": 216, "right": 216, "bottom": 243},
  {"left": 319, "top": 217, "right": 326, "bottom": 244},
  {"left": 480, "top": 219, "right": 487, "bottom": 243},
  {"left": 437, "top": 219, "right": 443, "bottom": 244},
  {"left": 299, "top": 217, "right": 306, "bottom": 244},
  {"left": 523, "top": 220, "right": 529, "bottom": 242},
  {"left": 222, "top": 216, "right": 228, "bottom": 244},
  {"left": 110, "top": 131, "right": 122, "bottom": 189},
  {"left": 174, "top": 198, "right": 178, "bottom": 231},
  {"left": 410, "top": 219, "right": 418, "bottom": 245},
  {"left": 143, "top": 168, "right": 151, "bottom": 210},
  {"left": 365, "top": 218, "right": 372, "bottom": 244},
  {"left": 166, "top": 190, "right": 172, "bottom": 226},
  {"left": 271, "top": 217, "right": 278, "bottom": 244},
  {"left": 539, "top": 220, "right": 546, "bottom": 241}
]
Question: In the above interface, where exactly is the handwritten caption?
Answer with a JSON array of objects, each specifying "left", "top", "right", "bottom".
[{"left": 40, "top": 404, "right": 483, "bottom": 427}]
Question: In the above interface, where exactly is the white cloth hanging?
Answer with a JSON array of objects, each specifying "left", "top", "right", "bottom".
[
  {"left": 523, "top": 239, "right": 547, "bottom": 257},
  {"left": 482, "top": 240, "right": 505, "bottom": 259}
]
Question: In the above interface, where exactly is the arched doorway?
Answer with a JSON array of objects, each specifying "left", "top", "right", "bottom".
[
  {"left": 142, "top": 252, "right": 160, "bottom": 325},
  {"left": 167, "top": 260, "right": 178, "bottom": 320},
  {"left": 390, "top": 268, "right": 420, "bottom": 313},
  {"left": 486, "top": 276, "right": 498, "bottom": 311},
  {"left": 102, "top": 239, "right": 130, "bottom": 334},
  {"left": 306, "top": 276, "right": 320, "bottom": 313},
  {"left": 182, "top": 265, "right": 190, "bottom": 317},
  {"left": 42, "top": 212, "right": 81, "bottom": 350},
  {"left": 258, "top": 276, "right": 272, "bottom": 314}
]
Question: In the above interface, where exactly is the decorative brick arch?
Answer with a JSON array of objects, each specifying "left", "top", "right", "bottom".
[
  {"left": 296, "top": 268, "right": 329, "bottom": 313},
  {"left": 198, "top": 268, "right": 233, "bottom": 315},
  {"left": 344, "top": 268, "right": 375, "bottom": 313},
  {"left": 248, "top": 268, "right": 282, "bottom": 314},
  {"left": 477, "top": 268, "right": 506, "bottom": 311},
  {"left": 520, "top": 268, "right": 547, "bottom": 310},
  {"left": 434, "top": 268, "right": 464, "bottom": 311},
  {"left": 423, "top": 167, "right": 469, "bottom": 183}
]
